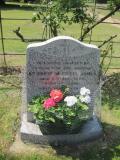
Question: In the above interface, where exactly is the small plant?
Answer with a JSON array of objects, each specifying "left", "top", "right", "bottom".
[
  {"left": 29, "top": 86, "right": 91, "bottom": 135},
  {"left": 32, "top": 0, "right": 93, "bottom": 39},
  {"left": 32, "top": 1, "right": 70, "bottom": 38}
]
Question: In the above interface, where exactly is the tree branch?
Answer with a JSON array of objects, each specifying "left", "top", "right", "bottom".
[
  {"left": 98, "top": 34, "right": 117, "bottom": 48},
  {"left": 80, "top": 5, "right": 120, "bottom": 41},
  {"left": 13, "top": 27, "right": 25, "bottom": 42}
]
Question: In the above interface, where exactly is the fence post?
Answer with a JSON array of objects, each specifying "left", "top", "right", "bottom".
[{"left": 0, "top": 9, "right": 7, "bottom": 74}]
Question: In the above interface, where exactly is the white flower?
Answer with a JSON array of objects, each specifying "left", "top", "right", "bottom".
[
  {"left": 64, "top": 96, "right": 77, "bottom": 107},
  {"left": 80, "top": 87, "right": 90, "bottom": 96},
  {"left": 80, "top": 95, "right": 91, "bottom": 104}
]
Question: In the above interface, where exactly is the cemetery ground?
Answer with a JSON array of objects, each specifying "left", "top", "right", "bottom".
[{"left": 0, "top": 3, "right": 120, "bottom": 160}]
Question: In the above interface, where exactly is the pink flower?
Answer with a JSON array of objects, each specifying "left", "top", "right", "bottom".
[
  {"left": 50, "top": 89, "right": 63, "bottom": 102},
  {"left": 43, "top": 98, "right": 56, "bottom": 109}
]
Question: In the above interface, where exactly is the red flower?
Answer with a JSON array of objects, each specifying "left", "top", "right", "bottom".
[
  {"left": 50, "top": 89, "right": 63, "bottom": 102},
  {"left": 43, "top": 98, "right": 56, "bottom": 109}
]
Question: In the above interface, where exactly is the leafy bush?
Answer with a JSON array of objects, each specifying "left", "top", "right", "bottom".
[{"left": 102, "top": 73, "right": 120, "bottom": 109}]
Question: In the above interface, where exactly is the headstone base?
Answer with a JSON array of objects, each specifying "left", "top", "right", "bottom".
[{"left": 20, "top": 113, "right": 103, "bottom": 145}]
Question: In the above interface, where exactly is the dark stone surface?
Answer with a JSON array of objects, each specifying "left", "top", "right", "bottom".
[{"left": 20, "top": 113, "right": 102, "bottom": 145}]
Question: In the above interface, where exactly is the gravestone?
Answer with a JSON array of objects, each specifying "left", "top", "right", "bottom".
[{"left": 20, "top": 36, "right": 102, "bottom": 145}]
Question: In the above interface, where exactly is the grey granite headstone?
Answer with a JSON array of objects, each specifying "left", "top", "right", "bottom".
[
  {"left": 20, "top": 36, "right": 102, "bottom": 145},
  {"left": 26, "top": 36, "right": 100, "bottom": 122}
]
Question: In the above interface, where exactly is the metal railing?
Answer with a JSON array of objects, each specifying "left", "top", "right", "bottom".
[{"left": 0, "top": 9, "right": 120, "bottom": 71}]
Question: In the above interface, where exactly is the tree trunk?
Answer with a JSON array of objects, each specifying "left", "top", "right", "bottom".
[{"left": 52, "top": 27, "right": 58, "bottom": 37}]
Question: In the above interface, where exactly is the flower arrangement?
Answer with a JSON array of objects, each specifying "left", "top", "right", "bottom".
[{"left": 29, "top": 86, "right": 91, "bottom": 135}]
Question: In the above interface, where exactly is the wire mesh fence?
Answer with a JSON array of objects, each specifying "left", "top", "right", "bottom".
[{"left": 0, "top": 6, "right": 120, "bottom": 72}]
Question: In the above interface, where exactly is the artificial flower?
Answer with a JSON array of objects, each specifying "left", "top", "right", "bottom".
[
  {"left": 43, "top": 98, "right": 56, "bottom": 109},
  {"left": 80, "top": 95, "right": 91, "bottom": 104},
  {"left": 50, "top": 89, "right": 63, "bottom": 102},
  {"left": 80, "top": 87, "right": 90, "bottom": 96},
  {"left": 64, "top": 96, "right": 77, "bottom": 107}
]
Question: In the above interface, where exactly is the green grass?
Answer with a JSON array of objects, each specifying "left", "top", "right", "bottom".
[
  {"left": 0, "top": 4, "right": 120, "bottom": 71},
  {"left": 96, "top": 8, "right": 120, "bottom": 20},
  {"left": 0, "top": 75, "right": 21, "bottom": 151},
  {"left": 0, "top": 73, "right": 120, "bottom": 160}
]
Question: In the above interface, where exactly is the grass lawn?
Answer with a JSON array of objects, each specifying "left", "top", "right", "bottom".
[
  {"left": 0, "top": 4, "right": 120, "bottom": 72},
  {"left": 96, "top": 8, "right": 120, "bottom": 20},
  {"left": 0, "top": 75, "right": 21, "bottom": 152},
  {"left": 0, "top": 73, "right": 120, "bottom": 160}
]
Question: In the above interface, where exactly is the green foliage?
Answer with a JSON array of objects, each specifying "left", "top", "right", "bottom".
[
  {"left": 29, "top": 91, "right": 89, "bottom": 134},
  {"left": 56, "top": 0, "right": 93, "bottom": 24},
  {"left": 32, "top": 0, "right": 93, "bottom": 38},
  {"left": 32, "top": 1, "right": 70, "bottom": 37},
  {"left": 0, "top": 153, "right": 6, "bottom": 160},
  {"left": 102, "top": 73, "right": 120, "bottom": 109},
  {"left": 55, "top": 0, "right": 86, "bottom": 11},
  {"left": 108, "top": 0, "right": 120, "bottom": 9}
]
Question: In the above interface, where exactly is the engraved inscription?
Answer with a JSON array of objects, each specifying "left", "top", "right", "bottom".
[{"left": 26, "top": 37, "right": 100, "bottom": 118}]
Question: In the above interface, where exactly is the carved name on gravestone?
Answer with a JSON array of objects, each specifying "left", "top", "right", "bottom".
[{"left": 27, "top": 36, "right": 100, "bottom": 122}]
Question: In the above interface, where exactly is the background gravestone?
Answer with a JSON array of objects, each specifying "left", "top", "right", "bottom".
[{"left": 26, "top": 36, "right": 100, "bottom": 122}]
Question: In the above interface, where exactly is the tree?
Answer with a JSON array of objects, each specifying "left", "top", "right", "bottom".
[{"left": 32, "top": 0, "right": 93, "bottom": 38}]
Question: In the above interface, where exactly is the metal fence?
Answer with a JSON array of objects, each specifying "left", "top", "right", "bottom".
[{"left": 0, "top": 8, "right": 120, "bottom": 71}]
